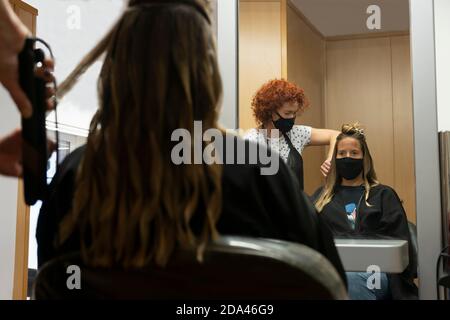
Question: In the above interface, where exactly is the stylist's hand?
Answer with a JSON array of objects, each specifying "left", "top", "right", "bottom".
[
  {"left": 320, "top": 159, "right": 332, "bottom": 178},
  {"left": 0, "top": 129, "right": 56, "bottom": 177},
  {"left": 0, "top": 0, "right": 33, "bottom": 117},
  {"left": 0, "top": 129, "right": 23, "bottom": 177},
  {"left": 0, "top": 55, "right": 55, "bottom": 177},
  {"left": 0, "top": 62, "right": 56, "bottom": 177}
]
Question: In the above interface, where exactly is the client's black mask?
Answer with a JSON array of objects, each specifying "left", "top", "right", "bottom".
[{"left": 336, "top": 157, "right": 364, "bottom": 180}]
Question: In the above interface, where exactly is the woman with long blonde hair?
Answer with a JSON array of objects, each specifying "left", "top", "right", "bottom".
[
  {"left": 36, "top": 0, "right": 346, "bottom": 287},
  {"left": 312, "top": 123, "right": 417, "bottom": 300}
]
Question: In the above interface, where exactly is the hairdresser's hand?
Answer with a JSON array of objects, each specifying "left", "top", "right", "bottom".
[
  {"left": 0, "top": 129, "right": 23, "bottom": 177},
  {"left": 0, "top": 129, "right": 56, "bottom": 177},
  {"left": 0, "top": 0, "right": 33, "bottom": 117},
  {"left": 320, "top": 159, "right": 332, "bottom": 178},
  {"left": 0, "top": 63, "right": 56, "bottom": 177},
  {"left": 36, "top": 58, "right": 57, "bottom": 110}
]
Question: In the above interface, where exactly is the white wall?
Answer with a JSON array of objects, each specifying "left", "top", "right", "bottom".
[
  {"left": 410, "top": 0, "right": 442, "bottom": 300},
  {"left": 0, "top": 89, "right": 20, "bottom": 300},
  {"left": 27, "top": 0, "right": 125, "bottom": 134},
  {"left": 217, "top": 0, "right": 238, "bottom": 129},
  {"left": 27, "top": 0, "right": 239, "bottom": 132},
  {"left": 434, "top": 0, "right": 450, "bottom": 131},
  {"left": 27, "top": 0, "right": 237, "bottom": 131}
]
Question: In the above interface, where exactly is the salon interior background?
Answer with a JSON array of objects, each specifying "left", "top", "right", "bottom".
[{"left": 0, "top": 0, "right": 450, "bottom": 300}]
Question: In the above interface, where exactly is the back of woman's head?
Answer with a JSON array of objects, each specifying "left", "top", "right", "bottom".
[{"left": 58, "top": 0, "right": 223, "bottom": 268}]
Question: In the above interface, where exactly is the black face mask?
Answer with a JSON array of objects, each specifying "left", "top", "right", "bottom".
[
  {"left": 273, "top": 112, "right": 295, "bottom": 134},
  {"left": 336, "top": 157, "right": 364, "bottom": 180}
]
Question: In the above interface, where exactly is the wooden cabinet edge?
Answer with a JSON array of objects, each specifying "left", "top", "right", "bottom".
[
  {"left": 10, "top": 0, "right": 38, "bottom": 300},
  {"left": 9, "top": 0, "right": 38, "bottom": 16}
]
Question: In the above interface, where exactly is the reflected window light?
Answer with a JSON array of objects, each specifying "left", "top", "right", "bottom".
[{"left": 228, "top": 240, "right": 263, "bottom": 251}]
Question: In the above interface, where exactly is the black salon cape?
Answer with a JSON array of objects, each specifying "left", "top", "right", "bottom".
[
  {"left": 36, "top": 136, "right": 347, "bottom": 288},
  {"left": 312, "top": 185, "right": 418, "bottom": 300}
]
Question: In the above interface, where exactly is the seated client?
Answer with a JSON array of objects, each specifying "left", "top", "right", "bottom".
[{"left": 312, "top": 123, "right": 418, "bottom": 300}]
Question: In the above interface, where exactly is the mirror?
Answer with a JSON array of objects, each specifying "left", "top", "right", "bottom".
[
  {"left": 238, "top": 0, "right": 417, "bottom": 299},
  {"left": 238, "top": 0, "right": 414, "bottom": 220}
]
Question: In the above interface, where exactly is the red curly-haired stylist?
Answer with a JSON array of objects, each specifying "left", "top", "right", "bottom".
[{"left": 245, "top": 79, "right": 339, "bottom": 191}]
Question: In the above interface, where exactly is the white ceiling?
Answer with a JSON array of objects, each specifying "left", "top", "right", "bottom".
[{"left": 290, "top": 0, "right": 410, "bottom": 37}]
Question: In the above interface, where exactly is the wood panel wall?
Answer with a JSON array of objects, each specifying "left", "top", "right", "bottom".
[
  {"left": 239, "top": 0, "right": 284, "bottom": 131},
  {"left": 286, "top": 2, "right": 326, "bottom": 195},
  {"left": 325, "top": 35, "right": 416, "bottom": 223},
  {"left": 325, "top": 37, "right": 396, "bottom": 187},
  {"left": 391, "top": 35, "right": 416, "bottom": 223}
]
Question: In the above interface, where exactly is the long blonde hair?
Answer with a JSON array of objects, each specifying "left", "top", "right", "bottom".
[
  {"left": 315, "top": 123, "right": 379, "bottom": 212},
  {"left": 57, "top": 0, "right": 223, "bottom": 268}
]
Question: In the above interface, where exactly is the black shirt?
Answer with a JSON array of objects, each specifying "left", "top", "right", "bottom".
[
  {"left": 312, "top": 184, "right": 418, "bottom": 299},
  {"left": 333, "top": 185, "right": 365, "bottom": 230},
  {"left": 36, "top": 136, "right": 347, "bottom": 286}
]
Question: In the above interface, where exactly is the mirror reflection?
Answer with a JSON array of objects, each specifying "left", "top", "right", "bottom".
[{"left": 239, "top": 0, "right": 416, "bottom": 300}]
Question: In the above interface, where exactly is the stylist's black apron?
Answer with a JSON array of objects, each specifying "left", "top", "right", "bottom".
[{"left": 282, "top": 132, "right": 304, "bottom": 190}]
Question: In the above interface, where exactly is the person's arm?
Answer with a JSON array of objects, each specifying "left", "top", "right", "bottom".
[
  {"left": 0, "top": 0, "right": 33, "bottom": 117},
  {"left": 377, "top": 188, "right": 411, "bottom": 239},
  {"left": 0, "top": 128, "right": 56, "bottom": 177},
  {"left": 0, "top": 129, "right": 22, "bottom": 177},
  {"left": 378, "top": 187, "right": 418, "bottom": 298},
  {"left": 309, "top": 128, "right": 340, "bottom": 177},
  {"left": 0, "top": 0, "right": 56, "bottom": 177},
  {"left": 0, "top": 57, "right": 56, "bottom": 177},
  {"left": 36, "top": 146, "right": 85, "bottom": 267}
]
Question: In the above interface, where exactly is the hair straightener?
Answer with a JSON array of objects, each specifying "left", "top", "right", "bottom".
[{"left": 18, "top": 37, "right": 58, "bottom": 206}]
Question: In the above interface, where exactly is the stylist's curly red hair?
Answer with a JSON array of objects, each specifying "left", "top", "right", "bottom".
[{"left": 251, "top": 79, "right": 309, "bottom": 126}]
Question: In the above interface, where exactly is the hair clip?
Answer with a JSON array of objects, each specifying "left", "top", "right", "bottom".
[{"left": 354, "top": 127, "right": 365, "bottom": 137}]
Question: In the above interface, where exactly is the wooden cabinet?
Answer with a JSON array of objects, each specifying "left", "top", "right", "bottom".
[
  {"left": 9, "top": 0, "right": 38, "bottom": 301},
  {"left": 238, "top": 0, "right": 325, "bottom": 193},
  {"left": 239, "top": 0, "right": 287, "bottom": 131},
  {"left": 9, "top": 0, "right": 36, "bottom": 35}
]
